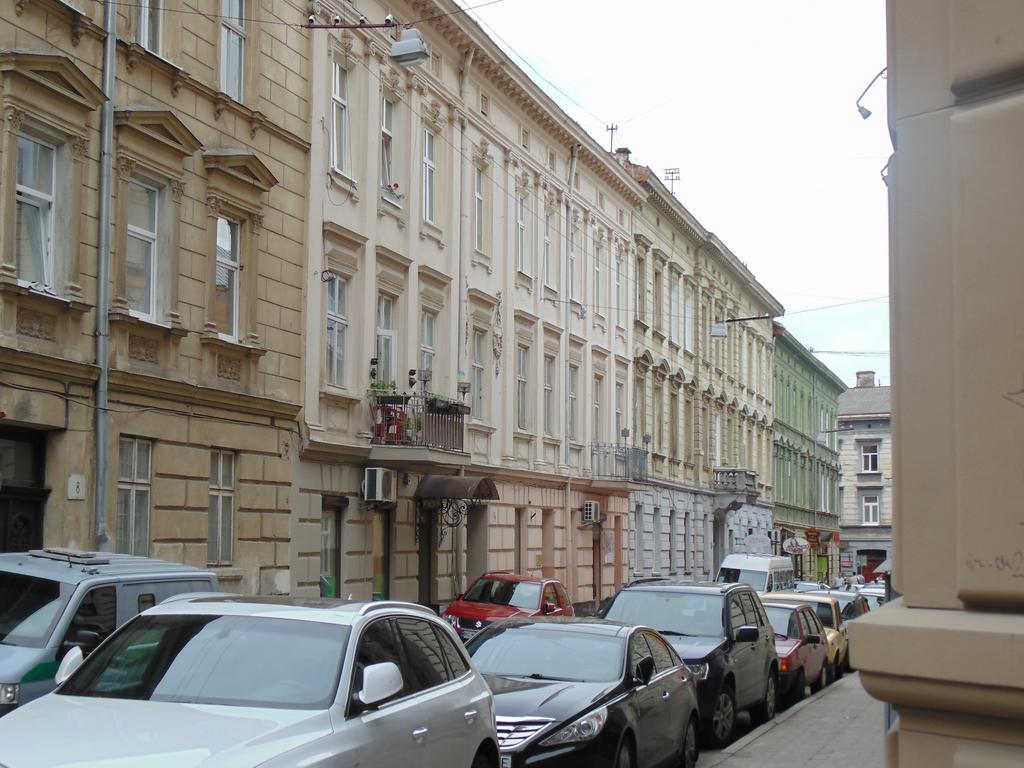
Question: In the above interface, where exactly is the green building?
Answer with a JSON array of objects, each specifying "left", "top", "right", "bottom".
[{"left": 772, "top": 324, "right": 846, "bottom": 582}]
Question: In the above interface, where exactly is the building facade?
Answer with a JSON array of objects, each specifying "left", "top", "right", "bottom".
[
  {"left": 854, "top": 5, "right": 1024, "bottom": 762},
  {"left": 0, "top": 0, "right": 311, "bottom": 593},
  {"left": 836, "top": 371, "right": 891, "bottom": 581},
  {"left": 618, "top": 153, "right": 782, "bottom": 581},
  {"left": 772, "top": 325, "right": 844, "bottom": 582},
  {"left": 295, "top": 0, "right": 646, "bottom": 612}
]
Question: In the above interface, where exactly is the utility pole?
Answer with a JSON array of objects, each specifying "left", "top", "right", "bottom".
[
  {"left": 606, "top": 123, "right": 618, "bottom": 152},
  {"left": 664, "top": 168, "right": 680, "bottom": 194}
]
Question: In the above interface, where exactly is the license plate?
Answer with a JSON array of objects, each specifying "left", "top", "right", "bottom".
[{"left": 500, "top": 756, "right": 512, "bottom": 768}]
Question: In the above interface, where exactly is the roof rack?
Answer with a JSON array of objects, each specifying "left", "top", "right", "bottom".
[
  {"left": 29, "top": 548, "right": 112, "bottom": 566},
  {"left": 626, "top": 577, "right": 671, "bottom": 587},
  {"left": 358, "top": 601, "right": 438, "bottom": 618}
]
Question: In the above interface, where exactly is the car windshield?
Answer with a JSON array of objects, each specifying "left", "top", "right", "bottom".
[
  {"left": 811, "top": 603, "right": 835, "bottom": 628},
  {"left": 462, "top": 578, "right": 541, "bottom": 610},
  {"left": 603, "top": 591, "right": 724, "bottom": 638},
  {"left": 467, "top": 625, "right": 623, "bottom": 682},
  {"left": 0, "top": 572, "right": 73, "bottom": 648},
  {"left": 716, "top": 568, "right": 768, "bottom": 591},
  {"left": 59, "top": 614, "right": 350, "bottom": 710},
  {"left": 764, "top": 607, "right": 798, "bottom": 637}
]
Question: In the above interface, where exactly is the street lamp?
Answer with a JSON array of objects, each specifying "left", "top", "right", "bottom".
[
  {"left": 856, "top": 67, "right": 887, "bottom": 120},
  {"left": 304, "top": 16, "right": 430, "bottom": 68}
]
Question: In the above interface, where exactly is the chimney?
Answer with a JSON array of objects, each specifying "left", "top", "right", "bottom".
[
  {"left": 856, "top": 370, "right": 876, "bottom": 388},
  {"left": 614, "top": 147, "right": 631, "bottom": 167}
]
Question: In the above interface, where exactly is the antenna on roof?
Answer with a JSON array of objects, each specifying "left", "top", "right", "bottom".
[
  {"left": 664, "top": 168, "right": 680, "bottom": 194},
  {"left": 606, "top": 123, "right": 618, "bottom": 152}
]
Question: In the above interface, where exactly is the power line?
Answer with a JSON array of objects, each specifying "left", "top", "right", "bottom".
[{"left": 785, "top": 296, "right": 888, "bottom": 315}]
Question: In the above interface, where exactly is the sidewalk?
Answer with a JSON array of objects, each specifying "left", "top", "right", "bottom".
[{"left": 698, "top": 673, "right": 885, "bottom": 768}]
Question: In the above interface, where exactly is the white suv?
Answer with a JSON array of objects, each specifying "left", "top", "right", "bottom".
[{"left": 0, "top": 596, "right": 499, "bottom": 768}]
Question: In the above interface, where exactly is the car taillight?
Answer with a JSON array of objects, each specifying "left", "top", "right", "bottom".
[{"left": 779, "top": 657, "right": 790, "bottom": 673}]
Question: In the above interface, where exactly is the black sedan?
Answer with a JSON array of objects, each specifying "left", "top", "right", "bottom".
[{"left": 466, "top": 617, "right": 700, "bottom": 768}]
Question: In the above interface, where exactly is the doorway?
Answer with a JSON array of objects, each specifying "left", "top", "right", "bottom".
[
  {"left": 0, "top": 428, "right": 47, "bottom": 552},
  {"left": 371, "top": 507, "right": 391, "bottom": 600}
]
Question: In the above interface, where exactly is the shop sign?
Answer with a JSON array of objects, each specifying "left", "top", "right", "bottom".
[{"left": 783, "top": 536, "right": 810, "bottom": 554}]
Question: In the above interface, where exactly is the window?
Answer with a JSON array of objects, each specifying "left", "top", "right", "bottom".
[
  {"left": 593, "top": 240, "right": 602, "bottom": 312},
  {"left": 480, "top": 92, "right": 489, "bottom": 116},
  {"left": 615, "top": 382, "right": 624, "bottom": 441},
  {"left": 543, "top": 355, "right": 555, "bottom": 435},
  {"left": 652, "top": 508, "right": 661, "bottom": 572},
  {"left": 521, "top": 126, "right": 530, "bottom": 149},
  {"left": 548, "top": 149, "right": 556, "bottom": 171},
  {"left": 220, "top": 0, "right": 245, "bottom": 100},
  {"left": 516, "top": 195, "right": 527, "bottom": 272},
  {"left": 430, "top": 51, "right": 442, "bottom": 76},
  {"left": 116, "top": 438, "right": 151, "bottom": 556},
  {"left": 353, "top": 619, "right": 402, "bottom": 699},
  {"left": 615, "top": 256, "right": 624, "bottom": 326},
  {"left": 516, "top": 345, "right": 528, "bottom": 430},
  {"left": 862, "top": 494, "right": 880, "bottom": 525},
  {"left": 474, "top": 166, "right": 485, "bottom": 252},
  {"left": 393, "top": 617, "right": 448, "bottom": 694},
  {"left": 862, "top": 444, "right": 879, "bottom": 472},
  {"left": 684, "top": 288, "right": 694, "bottom": 351},
  {"left": 214, "top": 216, "right": 240, "bottom": 339},
  {"left": 568, "top": 365, "right": 579, "bottom": 440},
  {"left": 636, "top": 255, "right": 646, "bottom": 321},
  {"left": 654, "top": 384, "right": 664, "bottom": 452},
  {"left": 320, "top": 506, "right": 341, "bottom": 597},
  {"left": 137, "top": 0, "right": 161, "bottom": 53},
  {"left": 325, "top": 276, "right": 347, "bottom": 387},
  {"left": 653, "top": 269, "right": 663, "bottom": 331},
  {"left": 432, "top": 624, "right": 469, "bottom": 678},
  {"left": 376, "top": 294, "right": 396, "bottom": 385},
  {"left": 542, "top": 210, "right": 552, "bottom": 285},
  {"left": 208, "top": 450, "right": 235, "bottom": 564},
  {"left": 422, "top": 128, "right": 436, "bottom": 223},
  {"left": 420, "top": 311, "right": 435, "bottom": 390},
  {"left": 593, "top": 376, "right": 602, "bottom": 442},
  {"left": 669, "top": 278, "right": 679, "bottom": 343},
  {"left": 381, "top": 97, "right": 395, "bottom": 196},
  {"left": 568, "top": 225, "right": 578, "bottom": 300},
  {"left": 331, "top": 63, "right": 349, "bottom": 174},
  {"left": 669, "top": 391, "right": 679, "bottom": 458},
  {"left": 472, "top": 330, "right": 485, "bottom": 418},
  {"left": 125, "top": 180, "right": 158, "bottom": 319},
  {"left": 713, "top": 413, "right": 722, "bottom": 466},
  {"left": 14, "top": 135, "right": 55, "bottom": 287}
]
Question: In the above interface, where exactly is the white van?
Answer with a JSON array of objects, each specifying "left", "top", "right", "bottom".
[{"left": 716, "top": 554, "right": 795, "bottom": 593}]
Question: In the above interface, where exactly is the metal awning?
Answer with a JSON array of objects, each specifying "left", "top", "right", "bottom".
[
  {"left": 874, "top": 557, "right": 893, "bottom": 574},
  {"left": 414, "top": 475, "right": 499, "bottom": 501}
]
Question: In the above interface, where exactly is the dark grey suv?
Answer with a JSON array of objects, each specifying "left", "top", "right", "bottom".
[{"left": 601, "top": 580, "right": 778, "bottom": 747}]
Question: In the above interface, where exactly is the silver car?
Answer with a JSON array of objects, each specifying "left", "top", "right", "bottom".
[{"left": 0, "top": 596, "right": 499, "bottom": 768}]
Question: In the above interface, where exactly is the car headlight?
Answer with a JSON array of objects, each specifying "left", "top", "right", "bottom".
[
  {"left": 687, "top": 663, "right": 709, "bottom": 681},
  {"left": 0, "top": 684, "right": 19, "bottom": 706},
  {"left": 541, "top": 706, "right": 608, "bottom": 746},
  {"left": 445, "top": 614, "right": 459, "bottom": 629}
]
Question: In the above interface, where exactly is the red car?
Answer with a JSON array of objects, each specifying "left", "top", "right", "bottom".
[
  {"left": 442, "top": 572, "right": 574, "bottom": 641},
  {"left": 762, "top": 600, "right": 829, "bottom": 705}
]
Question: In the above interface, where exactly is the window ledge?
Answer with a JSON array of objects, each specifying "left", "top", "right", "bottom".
[
  {"left": 109, "top": 308, "right": 186, "bottom": 337},
  {"left": 543, "top": 284, "right": 558, "bottom": 300},
  {"left": 378, "top": 195, "right": 407, "bottom": 228},
  {"left": 328, "top": 169, "right": 359, "bottom": 200},
  {"left": 634, "top": 318, "right": 650, "bottom": 333},
  {"left": 668, "top": 340, "right": 681, "bottom": 351},
  {"left": 199, "top": 331, "right": 267, "bottom": 357},
  {"left": 321, "top": 386, "right": 362, "bottom": 406},
  {"left": 514, "top": 429, "right": 536, "bottom": 441},
  {"left": 542, "top": 434, "right": 561, "bottom": 446},
  {"left": 419, "top": 219, "right": 445, "bottom": 249},
  {"left": 652, "top": 328, "right": 667, "bottom": 342},
  {"left": 515, "top": 270, "right": 534, "bottom": 294},
  {"left": 208, "top": 565, "right": 244, "bottom": 582},
  {"left": 467, "top": 420, "right": 497, "bottom": 435},
  {"left": 1, "top": 280, "right": 89, "bottom": 314}
]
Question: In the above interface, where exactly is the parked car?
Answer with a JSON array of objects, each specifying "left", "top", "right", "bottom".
[
  {"left": 808, "top": 590, "right": 870, "bottom": 641},
  {"left": 600, "top": 580, "right": 778, "bottom": 748},
  {"left": 442, "top": 572, "right": 574, "bottom": 642},
  {"left": 858, "top": 585, "right": 887, "bottom": 610},
  {"left": 793, "top": 581, "right": 829, "bottom": 593},
  {"left": 767, "top": 592, "right": 848, "bottom": 680},
  {"left": 0, "top": 548, "right": 217, "bottom": 716},
  {"left": 715, "top": 554, "right": 795, "bottom": 593},
  {"left": 467, "top": 616, "right": 700, "bottom": 768},
  {"left": 0, "top": 596, "right": 499, "bottom": 768},
  {"left": 761, "top": 600, "right": 829, "bottom": 704}
]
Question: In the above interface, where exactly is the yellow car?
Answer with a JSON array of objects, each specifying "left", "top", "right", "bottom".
[{"left": 765, "top": 592, "right": 849, "bottom": 684}]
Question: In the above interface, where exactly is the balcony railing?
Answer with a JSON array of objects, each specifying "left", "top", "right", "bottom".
[
  {"left": 369, "top": 390, "right": 469, "bottom": 452},
  {"left": 713, "top": 467, "right": 759, "bottom": 495},
  {"left": 591, "top": 444, "right": 648, "bottom": 482}
]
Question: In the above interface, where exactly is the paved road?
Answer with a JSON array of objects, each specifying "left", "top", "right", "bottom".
[{"left": 698, "top": 673, "right": 884, "bottom": 768}]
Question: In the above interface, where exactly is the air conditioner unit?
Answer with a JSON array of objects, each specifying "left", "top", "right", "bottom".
[
  {"left": 581, "top": 500, "right": 600, "bottom": 524},
  {"left": 362, "top": 468, "right": 396, "bottom": 503}
]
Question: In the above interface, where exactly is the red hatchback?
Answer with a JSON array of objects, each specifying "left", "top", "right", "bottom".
[
  {"left": 762, "top": 600, "right": 829, "bottom": 705},
  {"left": 442, "top": 572, "right": 574, "bottom": 641}
]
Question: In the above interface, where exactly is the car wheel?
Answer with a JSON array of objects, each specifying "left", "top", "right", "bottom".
[
  {"left": 703, "top": 682, "right": 736, "bottom": 748},
  {"left": 680, "top": 716, "right": 698, "bottom": 768},
  {"left": 614, "top": 739, "right": 634, "bottom": 768},
  {"left": 788, "top": 669, "right": 806, "bottom": 706},
  {"left": 833, "top": 657, "right": 844, "bottom": 681},
  {"left": 844, "top": 651, "right": 854, "bottom": 673},
  {"left": 470, "top": 750, "right": 494, "bottom": 768},
  {"left": 750, "top": 671, "right": 778, "bottom": 725},
  {"left": 811, "top": 662, "right": 827, "bottom": 693}
]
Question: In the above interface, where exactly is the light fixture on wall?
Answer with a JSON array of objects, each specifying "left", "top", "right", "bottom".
[
  {"left": 856, "top": 67, "right": 887, "bottom": 120},
  {"left": 304, "top": 15, "right": 430, "bottom": 68}
]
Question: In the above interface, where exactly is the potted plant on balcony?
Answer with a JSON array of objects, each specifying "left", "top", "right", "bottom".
[
  {"left": 369, "top": 381, "right": 409, "bottom": 406},
  {"left": 426, "top": 395, "right": 470, "bottom": 416}
]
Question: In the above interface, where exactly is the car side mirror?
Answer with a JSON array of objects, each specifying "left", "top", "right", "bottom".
[
  {"left": 357, "top": 662, "right": 404, "bottom": 708},
  {"left": 734, "top": 626, "right": 760, "bottom": 644},
  {"left": 64, "top": 629, "right": 103, "bottom": 657},
  {"left": 804, "top": 634, "right": 821, "bottom": 645},
  {"left": 543, "top": 602, "right": 558, "bottom": 615},
  {"left": 634, "top": 655, "right": 655, "bottom": 686},
  {"left": 54, "top": 645, "right": 84, "bottom": 686},
  {"left": 598, "top": 597, "right": 613, "bottom": 617}
]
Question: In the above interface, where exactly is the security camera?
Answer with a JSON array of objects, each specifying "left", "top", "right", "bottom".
[
  {"left": 384, "top": 13, "right": 395, "bottom": 25},
  {"left": 308, "top": 13, "right": 316, "bottom": 24},
  {"left": 358, "top": 14, "right": 368, "bottom": 24},
  {"left": 332, "top": 14, "right": 342, "bottom": 24}
]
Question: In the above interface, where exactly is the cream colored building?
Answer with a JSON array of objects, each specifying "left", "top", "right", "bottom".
[
  {"left": 0, "top": 0, "right": 310, "bottom": 593},
  {"left": 615, "top": 153, "right": 780, "bottom": 580},
  {"left": 296, "top": 0, "right": 646, "bottom": 611},
  {"left": 853, "top": 1, "right": 1024, "bottom": 764}
]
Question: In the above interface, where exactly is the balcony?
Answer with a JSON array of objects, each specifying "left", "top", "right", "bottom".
[
  {"left": 368, "top": 390, "right": 470, "bottom": 465},
  {"left": 713, "top": 467, "right": 760, "bottom": 495},
  {"left": 591, "top": 443, "right": 649, "bottom": 483}
]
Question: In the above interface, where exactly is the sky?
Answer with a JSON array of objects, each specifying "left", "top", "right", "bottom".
[{"left": 455, "top": 0, "right": 892, "bottom": 387}]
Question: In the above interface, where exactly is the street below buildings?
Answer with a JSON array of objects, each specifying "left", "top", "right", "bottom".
[{"left": 699, "top": 673, "right": 883, "bottom": 768}]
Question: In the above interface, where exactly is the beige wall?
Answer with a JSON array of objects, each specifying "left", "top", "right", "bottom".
[{"left": 853, "top": 1, "right": 1024, "bottom": 764}]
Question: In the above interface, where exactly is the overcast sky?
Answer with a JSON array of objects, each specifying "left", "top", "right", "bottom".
[{"left": 457, "top": 0, "right": 892, "bottom": 387}]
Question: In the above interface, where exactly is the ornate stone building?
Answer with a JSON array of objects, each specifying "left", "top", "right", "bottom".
[
  {"left": 296, "top": 0, "right": 645, "bottom": 611},
  {"left": 616, "top": 152, "right": 781, "bottom": 580},
  {"left": 0, "top": 0, "right": 310, "bottom": 593}
]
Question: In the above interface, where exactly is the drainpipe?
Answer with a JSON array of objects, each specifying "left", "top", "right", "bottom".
[
  {"left": 565, "top": 144, "right": 580, "bottom": 600},
  {"left": 93, "top": 0, "right": 117, "bottom": 551}
]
